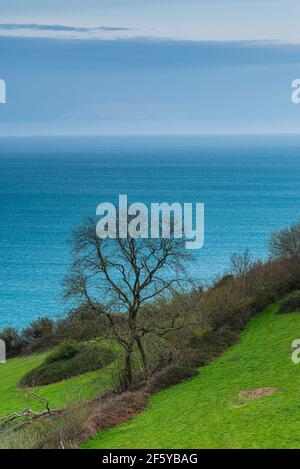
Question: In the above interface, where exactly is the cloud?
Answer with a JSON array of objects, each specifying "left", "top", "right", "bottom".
[
  {"left": 98, "top": 26, "right": 137, "bottom": 32},
  {"left": 0, "top": 23, "right": 138, "bottom": 35}
]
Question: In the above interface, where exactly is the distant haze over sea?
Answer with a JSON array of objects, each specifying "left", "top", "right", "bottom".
[{"left": 0, "top": 134, "right": 300, "bottom": 329}]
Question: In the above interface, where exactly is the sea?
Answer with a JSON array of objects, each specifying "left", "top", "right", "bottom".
[{"left": 0, "top": 134, "right": 300, "bottom": 329}]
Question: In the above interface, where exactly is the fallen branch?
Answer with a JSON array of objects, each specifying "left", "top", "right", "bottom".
[
  {"left": 0, "top": 392, "right": 64, "bottom": 432},
  {"left": 0, "top": 407, "right": 63, "bottom": 428}
]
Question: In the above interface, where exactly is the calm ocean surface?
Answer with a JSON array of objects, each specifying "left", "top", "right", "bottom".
[{"left": 0, "top": 135, "right": 300, "bottom": 329}]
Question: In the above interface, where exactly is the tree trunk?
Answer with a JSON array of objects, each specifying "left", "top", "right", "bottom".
[
  {"left": 124, "top": 343, "right": 134, "bottom": 389},
  {"left": 136, "top": 336, "right": 149, "bottom": 378}
]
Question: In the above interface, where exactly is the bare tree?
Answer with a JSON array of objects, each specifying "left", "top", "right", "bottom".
[
  {"left": 269, "top": 222, "right": 300, "bottom": 260},
  {"left": 63, "top": 217, "right": 193, "bottom": 389},
  {"left": 230, "top": 249, "right": 253, "bottom": 277}
]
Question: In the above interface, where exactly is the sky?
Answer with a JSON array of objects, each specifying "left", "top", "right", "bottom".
[
  {"left": 1, "top": 0, "right": 300, "bottom": 42},
  {"left": 0, "top": 0, "right": 300, "bottom": 135}
]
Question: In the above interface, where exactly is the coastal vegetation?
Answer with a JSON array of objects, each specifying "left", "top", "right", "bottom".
[
  {"left": 20, "top": 340, "right": 115, "bottom": 387},
  {"left": 84, "top": 297, "right": 300, "bottom": 449},
  {"left": 0, "top": 220, "right": 300, "bottom": 448}
]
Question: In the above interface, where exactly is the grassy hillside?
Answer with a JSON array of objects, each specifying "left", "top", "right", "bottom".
[
  {"left": 84, "top": 297, "right": 300, "bottom": 449},
  {"left": 0, "top": 347, "right": 114, "bottom": 418}
]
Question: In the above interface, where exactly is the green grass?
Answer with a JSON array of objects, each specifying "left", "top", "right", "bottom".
[
  {"left": 84, "top": 297, "right": 300, "bottom": 449},
  {"left": 0, "top": 344, "right": 116, "bottom": 418}
]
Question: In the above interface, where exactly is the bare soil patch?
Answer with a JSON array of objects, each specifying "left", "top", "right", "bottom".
[{"left": 234, "top": 387, "right": 279, "bottom": 406}]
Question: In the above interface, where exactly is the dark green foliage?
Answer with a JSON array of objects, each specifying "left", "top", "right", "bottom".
[
  {"left": 45, "top": 339, "right": 79, "bottom": 363},
  {"left": 20, "top": 341, "right": 115, "bottom": 387},
  {"left": 0, "top": 305, "right": 112, "bottom": 357},
  {"left": 146, "top": 366, "right": 198, "bottom": 393},
  {"left": 185, "top": 329, "right": 239, "bottom": 367},
  {"left": 21, "top": 317, "right": 56, "bottom": 354},
  {"left": 22, "top": 317, "right": 54, "bottom": 342},
  {"left": 278, "top": 294, "right": 300, "bottom": 314},
  {"left": 54, "top": 305, "right": 110, "bottom": 344},
  {"left": 20, "top": 306, "right": 110, "bottom": 355}
]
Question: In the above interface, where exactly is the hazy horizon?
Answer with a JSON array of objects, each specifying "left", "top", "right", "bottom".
[{"left": 1, "top": 2, "right": 300, "bottom": 136}]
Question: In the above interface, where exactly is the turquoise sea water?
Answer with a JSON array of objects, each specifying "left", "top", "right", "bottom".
[{"left": 0, "top": 135, "right": 300, "bottom": 329}]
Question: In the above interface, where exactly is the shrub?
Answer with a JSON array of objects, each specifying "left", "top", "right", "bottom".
[
  {"left": 22, "top": 317, "right": 54, "bottom": 342},
  {"left": 21, "top": 317, "right": 55, "bottom": 354},
  {"left": 146, "top": 366, "right": 198, "bottom": 393},
  {"left": 39, "top": 401, "right": 93, "bottom": 449},
  {"left": 2, "top": 304, "right": 111, "bottom": 357},
  {"left": 20, "top": 342, "right": 115, "bottom": 387},
  {"left": 45, "top": 339, "right": 79, "bottom": 364},
  {"left": 54, "top": 305, "right": 110, "bottom": 344},
  {"left": 184, "top": 328, "right": 239, "bottom": 368},
  {"left": 278, "top": 294, "right": 300, "bottom": 314},
  {"left": 81, "top": 391, "right": 149, "bottom": 441},
  {"left": 0, "top": 400, "right": 93, "bottom": 449}
]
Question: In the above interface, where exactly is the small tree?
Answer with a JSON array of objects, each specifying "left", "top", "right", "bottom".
[
  {"left": 22, "top": 317, "right": 54, "bottom": 343},
  {"left": 63, "top": 217, "right": 192, "bottom": 389},
  {"left": 269, "top": 222, "right": 300, "bottom": 260},
  {"left": 230, "top": 249, "right": 253, "bottom": 277}
]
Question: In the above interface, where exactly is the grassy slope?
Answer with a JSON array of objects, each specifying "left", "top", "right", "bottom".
[
  {"left": 0, "top": 350, "right": 114, "bottom": 418},
  {"left": 84, "top": 298, "right": 300, "bottom": 449}
]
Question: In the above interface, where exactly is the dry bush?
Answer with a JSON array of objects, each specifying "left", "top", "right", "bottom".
[
  {"left": 39, "top": 401, "right": 93, "bottom": 449},
  {"left": 80, "top": 391, "right": 149, "bottom": 442},
  {"left": 0, "top": 400, "right": 93, "bottom": 449}
]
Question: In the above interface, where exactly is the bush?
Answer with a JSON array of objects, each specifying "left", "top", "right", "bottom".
[
  {"left": 278, "top": 294, "right": 300, "bottom": 314},
  {"left": 22, "top": 317, "right": 54, "bottom": 342},
  {"left": 0, "top": 304, "right": 111, "bottom": 358},
  {"left": 21, "top": 317, "right": 55, "bottom": 354},
  {"left": 146, "top": 366, "right": 198, "bottom": 393},
  {"left": 186, "top": 329, "right": 240, "bottom": 368},
  {"left": 0, "top": 400, "right": 93, "bottom": 449},
  {"left": 45, "top": 340, "right": 79, "bottom": 364},
  {"left": 54, "top": 305, "right": 110, "bottom": 344},
  {"left": 20, "top": 342, "right": 115, "bottom": 387},
  {"left": 39, "top": 401, "right": 93, "bottom": 449},
  {"left": 81, "top": 391, "right": 149, "bottom": 442}
]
